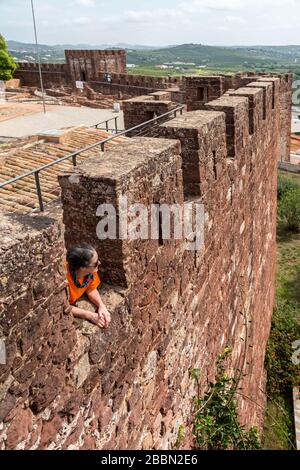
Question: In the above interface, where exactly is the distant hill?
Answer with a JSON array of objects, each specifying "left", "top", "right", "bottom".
[
  {"left": 126, "top": 43, "right": 300, "bottom": 68},
  {"left": 7, "top": 40, "right": 300, "bottom": 72},
  {"left": 7, "top": 40, "right": 160, "bottom": 52}
]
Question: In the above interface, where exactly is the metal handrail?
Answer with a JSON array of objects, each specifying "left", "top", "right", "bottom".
[
  {"left": 92, "top": 116, "right": 119, "bottom": 132},
  {"left": 0, "top": 105, "right": 184, "bottom": 211},
  {"left": 97, "top": 128, "right": 125, "bottom": 133}
]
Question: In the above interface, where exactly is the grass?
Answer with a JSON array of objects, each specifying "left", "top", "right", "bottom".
[
  {"left": 263, "top": 229, "right": 300, "bottom": 449},
  {"left": 263, "top": 173, "right": 300, "bottom": 450},
  {"left": 276, "top": 231, "right": 300, "bottom": 301},
  {"left": 279, "top": 170, "right": 300, "bottom": 187},
  {"left": 127, "top": 65, "right": 299, "bottom": 78},
  {"left": 263, "top": 399, "right": 295, "bottom": 450},
  {"left": 128, "top": 66, "right": 180, "bottom": 76}
]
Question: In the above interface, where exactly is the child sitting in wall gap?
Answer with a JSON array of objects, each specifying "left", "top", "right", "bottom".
[{"left": 66, "top": 243, "right": 111, "bottom": 329}]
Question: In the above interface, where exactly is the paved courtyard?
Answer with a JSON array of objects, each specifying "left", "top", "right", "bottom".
[{"left": 0, "top": 102, "right": 124, "bottom": 138}]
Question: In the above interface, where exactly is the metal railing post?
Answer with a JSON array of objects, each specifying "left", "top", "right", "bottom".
[
  {"left": 0, "top": 105, "right": 184, "bottom": 212},
  {"left": 106, "top": 120, "right": 109, "bottom": 132},
  {"left": 34, "top": 171, "right": 44, "bottom": 212}
]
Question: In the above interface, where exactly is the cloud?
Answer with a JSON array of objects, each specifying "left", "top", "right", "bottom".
[
  {"left": 2, "top": 0, "right": 300, "bottom": 46},
  {"left": 124, "top": 9, "right": 184, "bottom": 24},
  {"left": 179, "top": 0, "right": 246, "bottom": 13},
  {"left": 75, "top": 0, "right": 96, "bottom": 5},
  {"left": 63, "top": 16, "right": 92, "bottom": 25},
  {"left": 225, "top": 15, "right": 246, "bottom": 24},
  {"left": 122, "top": 1, "right": 251, "bottom": 26},
  {"left": 74, "top": 16, "right": 92, "bottom": 24},
  {"left": 180, "top": 0, "right": 298, "bottom": 13}
]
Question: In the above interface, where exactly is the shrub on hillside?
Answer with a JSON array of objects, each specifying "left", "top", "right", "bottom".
[
  {"left": 277, "top": 174, "right": 299, "bottom": 200},
  {"left": 278, "top": 186, "right": 300, "bottom": 231}
]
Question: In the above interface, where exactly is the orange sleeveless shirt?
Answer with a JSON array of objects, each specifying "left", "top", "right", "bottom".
[{"left": 66, "top": 263, "right": 101, "bottom": 305}]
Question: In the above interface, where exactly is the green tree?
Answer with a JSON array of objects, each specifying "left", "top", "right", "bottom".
[{"left": 0, "top": 34, "right": 17, "bottom": 81}]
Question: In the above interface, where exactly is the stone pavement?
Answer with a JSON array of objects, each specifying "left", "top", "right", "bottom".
[
  {"left": 0, "top": 103, "right": 124, "bottom": 138},
  {"left": 0, "top": 102, "right": 40, "bottom": 123}
]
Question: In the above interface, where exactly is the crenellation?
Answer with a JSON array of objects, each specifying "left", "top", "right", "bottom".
[
  {"left": 58, "top": 137, "right": 182, "bottom": 288},
  {"left": 277, "top": 73, "right": 293, "bottom": 162},
  {"left": 227, "top": 87, "right": 264, "bottom": 135},
  {"left": 149, "top": 91, "right": 172, "bottom": 101},
  {"left": 0, "top": 67, "right": 293, "bottom": 449},
  {"left": 123, "top": 95, "right": 178, "bottom": 132},
  {"left": 245, "top": 81, "right": 274, "bottom": 121},
  {"left": 153, "top": 110, "right": 227, "bottom": 197},
  {"left": 185, "top": 76, "right": 226, "bottom": 111},
  {"left": 257, "top": 76, "right": 280, "bottom": 110},
  {"left": 205, "top": 95, "right": 250, "bottom": 159},
  {"left": 12, "top": 58, "right": 292, "bottom": 162}
]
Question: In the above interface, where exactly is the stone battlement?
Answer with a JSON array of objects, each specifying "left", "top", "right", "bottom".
[
  {"left": 0, "top": 71, "right": 292, "bottom": 450},
  {"left": 16, "top": 62, "right": 67, "bottom": 72},
  {"left": 12, "top": 52, "right": 292, "bottom": 164}
]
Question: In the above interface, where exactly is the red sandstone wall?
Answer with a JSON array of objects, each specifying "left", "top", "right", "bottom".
[
  {"left": 279, "top": 74, "right": 293, "bottom": 162},
  {"left": 179, "top": 72, "right": 292, "bottom": 162},
  {"left": 102, "top": 73, "right": 182, "bottom": 89},
  {"left": 13, "top": 49, "right": 127, "bottom": 88},
  {"left": 185, "top": 76, "right": 226, "bottom": 111},
  {"left": 123, "top": 95, "right": 179, "bottom": 131},
  {"left": 89, "top": 80, "right": 186, "bottom": 103},
  {"left": 0, "top": 208, "right": 132, "bottom": 449},
  {"left": 57, "top": 78, "right": 279, "bottom": 446},
  {"left": 14, "top": 62, "right": 69, "bottom": 88},
  {"left": 0, "top": 74, "right": 285, "bottom": 450},
  {"left": 65, "top": 50, "right": 126, "bottom": 82},
  {"left": 12, "top": 50, "right": 187, "bottom": 104},
  {"left": 89, "top": 80, "right": 158, "bottom": 98}
]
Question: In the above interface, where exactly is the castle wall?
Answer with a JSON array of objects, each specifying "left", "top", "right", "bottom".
[
  {"left": 0, "top": 73, "right": 287, "bottom": 450},
  {"left": 182, "top": 72, "right": 292, "bottom": 161},
  {"left": 185, "top": 76, "right": 226, "bottom": 111},
  {"left": 12, "top": 52, "right": 186, "bottom": 102},
  {"left": 14, "top": 62, "right": 69, "bottom": 88},
  {"left": 279, "top": 74, "right": 293, "bottom": 162},
  {"left": 100, "top": 73, "right": 182, "bottom": 89},
  {"left": 0, "top": 211, "right": 71, "bottom": 448},
  {"left": 65, "top": 50, "right": 127, "bottom": 82},
  {"left": 13, "top": 50, "right": 126, "bottom": 89},
  {"left": 13, "top": 57, "right": 292, "bottom": 165},
  {"left": 55, "top": 77, "right": 280, "bottom": 447},
  {"left": 89, "top": 80, "right": 159, "bottom": 98},
  {"left": 123, "top": 95, "right": 179, "bottom": 131}
]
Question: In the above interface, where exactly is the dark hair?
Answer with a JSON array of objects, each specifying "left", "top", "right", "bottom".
[{"left": 66, "top": 243, "right": 96, "bottom": 271}]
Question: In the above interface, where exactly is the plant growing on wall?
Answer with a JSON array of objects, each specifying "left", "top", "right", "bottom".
[
  {"left": 190, "top": 348, "right": 261, "bottom": 450},
  {"left": 0, "top": 34, "right": 17, "bottom": 81}
]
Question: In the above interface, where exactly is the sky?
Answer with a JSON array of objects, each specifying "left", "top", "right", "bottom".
[{"left": 1, "top": 0, "right": 300, "bottom": 47}]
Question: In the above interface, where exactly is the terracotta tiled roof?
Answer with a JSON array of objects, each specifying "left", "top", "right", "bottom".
[
  {"left": 291, "top": 134, "right": 300, "bottom": 154},
  {"left": 0, "top": 126, "right": 128, "bottom": 214}
]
